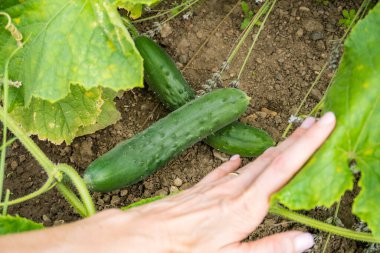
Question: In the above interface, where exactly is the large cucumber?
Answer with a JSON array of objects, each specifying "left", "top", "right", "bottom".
[
  {"left": 135, "top": 36, "right": 274, "bottom": 157},
  {"left": 84, "top": 88, "right": 250, "bottom": 192}
]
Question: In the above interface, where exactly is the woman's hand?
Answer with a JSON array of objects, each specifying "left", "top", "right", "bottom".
[{"left": 0, "top": 113, "right": 336, "bottom": 253}]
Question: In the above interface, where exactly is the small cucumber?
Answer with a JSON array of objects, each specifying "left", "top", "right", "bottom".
[
  {"left": 135, "top": 36, "right": 274, "bottom": 157},
  {"left": 134, "top": 36, "right": 195, "bottom": 110},
  {"left": 205, "top": 122, "right": 275, "bottom": 157},
  {"left": 84, "top": 88, "right": 250, "bottom": 192}
]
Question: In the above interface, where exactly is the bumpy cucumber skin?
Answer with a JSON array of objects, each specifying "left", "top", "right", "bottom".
[
  {"left": 134, "top": 36, "right": 195, "bottom": 110},
  {"left": 135, "top": 36, "right": 274, "bottom": 157},
  {"left": 205, "top": 122, "right": 275, "bottom": 157},
  {"left": 84, "top": 89, "right": 250, "bottom": 192}
]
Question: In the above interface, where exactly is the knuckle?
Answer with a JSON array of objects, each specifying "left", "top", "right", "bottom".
[
  {"left": 269, "top": 154, "right": 287, "bottom": 171},
  {"left": 260, "top": 147, "right": 280, "bottom": 160}
]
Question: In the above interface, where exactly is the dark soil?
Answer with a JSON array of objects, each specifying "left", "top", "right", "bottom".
[{"left": 3, "top": 0, "right": 375, "bottom": 252}]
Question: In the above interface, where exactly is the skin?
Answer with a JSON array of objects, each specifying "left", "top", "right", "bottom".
[{"left": 0, "top": 112, "right": 336, "bottom": 253}]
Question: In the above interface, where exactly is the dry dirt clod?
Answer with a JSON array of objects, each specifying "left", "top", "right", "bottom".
[
  {"left": 170, "top": 186, "right": 179, "bottom": 194},
  {"left": 120, "top": 189, "right": 129, "bottom": 197},
  {"left": 111, "top": 196, "right": 121, "bottom": 206},
  {"left": 160, "top": 23, "right": 173, "bottom": 38},
  {"left": 303, "top": 19, "right": 324, "bottom": 32},
  {"left": 173, "top": 178, "right": 183, "bottom": 187}
]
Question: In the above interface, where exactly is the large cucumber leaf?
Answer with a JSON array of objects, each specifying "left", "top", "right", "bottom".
[
  {"left": 275, "top": 4, "right": 380, "bottom": 237},
  {"left": 0, "top": 0, "right": 143, "bottom": 105},
  {"left": 77, "top": 89, "right": 121, "bottom": 137},
  {"left": 11, "top": 85, "right": 103, "bottom": 144},
  {"left": 0, "top": 216, "right": 43, "bottom": 235}
]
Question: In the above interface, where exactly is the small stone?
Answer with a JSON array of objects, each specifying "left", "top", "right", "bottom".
[
  {"left": 295, "top": 28, "right": 304, "bottom": 37},
  {"left": 196, "top": 31, "right": 204, "bottom": 39},
  {"left": 143, "top": 180, "right": 154, "bottom": 190},
  {"left": 111, "top": 196, "right": 121, "bottom": 206},
  {"left": 42, "top": 215, "right": 51, "bottom": 222},
  {"left": 213, "top": 150, "right": 229, "bottom": 162},
  {"left": 19, "top": 155, "right": 26, "bottom": 163},
  {"left": 303, "top": 19, "right": 324, "bottom": 32},
  {"left": 170, "top": 186, "right": 179, "bottom": 194},
  {"left": 179, "top": 54, "right": 188, "bottom": 64},
  {"left": 299, "top": 6, "right": 310, "bottom": 12},
  {"left": 275, "top": 73, "right": 283, "bottom": 81},
  {"left": 310, "top": 31, "right": 324, "bottom": 41},
  {"left": 256, "top": 58, "right": 263, "bottom": 64},
  {"left": 241, "top": 114, "right": 258, "bottom": 124},
  {"left": 155, "top": 188, "right": 168, "bottom": 196},
  {"left": 97, "top": 199, "right": 105, "bottom": 205},
  {"left": 120, "top": 189, "right": 129, "bottom": 197},
  {"left": 256, "top": 111, "right": 268, "bottom": 118},
  {"left": 261, "top": 108, "right": 278, "bottom": 117},
  {"left": 316, "top": 41, "right": 326, "bottom": 51},
  {"left": 103, "top": 194, "right": 111, "bottom": 203},
  {"left": 10, "top": 160, "right": 18, "bottom": 170},
  {"left": 53, "top": 220, "right": 65, "bottom": 226},
  {"left": 311, "top": 88, "right": 323, "bottom": 100},
  {"left": 180, "top": 183, "right": 192, "bottom": 191},
  {"left": 160, "top": 23, "right": 173, "bottom": 38},
  {"left": 178, "top": 38, "right": 190, "bottom": 54},
  {"left": 173, "top": 178, "right": 183, "bottom": 187}
]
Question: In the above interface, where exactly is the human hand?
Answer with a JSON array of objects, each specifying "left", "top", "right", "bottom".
[{"left": 0, "top": 112, "right": 336, "bottom": 253}]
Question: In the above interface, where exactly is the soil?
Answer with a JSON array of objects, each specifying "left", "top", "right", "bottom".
[{"left": 2, "top": 0, "right": 375, "bottom": 252}]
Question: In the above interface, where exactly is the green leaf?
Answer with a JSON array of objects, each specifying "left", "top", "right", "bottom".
[
  {"left": 241, "top": 1, "right": 249, "bottom": 14},
  {"left": 77, "top": 89, "right": 121, "bottom": 137},
  {"left": 349, "top": 9, "right": 357, "bottom": 18},
  {"left": 113, "top": 0, "right": 160, "bottom": 19},
  {"left": 275, "top": 4, "right": 380, "bottom": 237},
  {"left": 342, "top": 9, "right": 349, "bottom": 18},
  {"left": 0, "top": 215, "right": 43, "bottom": 235},
  {"left": 11, "top": 85, "right": 103, "bottom": 144},
  {"left": 240, "top": 18, "right": 251, "bottom": 30},
  {"left": 1, "top": 0, "right": 143, "bottom": 104}
]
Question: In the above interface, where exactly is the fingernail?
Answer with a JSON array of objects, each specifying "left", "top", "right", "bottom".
[
  {"left": 230, "top": 155, "right": 240, "bottom": 161},
  {"left": 318, "top": 112, "right": 335, "bottom": 126},
  {"left": 300, "top": 117, "right": 316, "bottom": 129},
  {"left": 294, "top": 233, "right": 314, "bottom": 253}
]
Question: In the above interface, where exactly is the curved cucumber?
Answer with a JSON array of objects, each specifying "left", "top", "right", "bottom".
[
  {"left": 134, "top": 36, "right": 195, "bottom": 110},
  {"left": 135, "top": 36, "right": 274, "bottom": 157},
  {"left": 84, "top": 88, "right": 250, "bottom": 192},
  {"left": 205, "top": 122, "right": 275, "bottom": 157}
]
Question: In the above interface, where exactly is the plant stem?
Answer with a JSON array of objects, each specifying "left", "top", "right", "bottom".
[
  {"left": 0, "top": 175, "right": 59, "bottom": 207},
  {"left": 0, "top": 137, "right": 17, "bottom": 152},
  {"left": 237, "top": 0, "right": 277, "bottom": 80},
  {"left": 2, "top": 189, "right": 10, "bottom": 215},
  {"left": 270, "top": 204, "right": 380, "bottom": 244},
  {"left": 224, "top": 1, "right": 270, "bottom": 67},
  {"left": 322, "top": 201, "right": 341, "bottom": 253},
  {"left": 281, "top": 62, "right": 328, "bottom": 139},
  {"left": 122, "top": 17, "right": 140, "bottom": 38},
  {"left": 57, "top": 164, "right": 96, "bottom": 216},
  {"left": 56, "top": 183, "right": 88, "bottom": 217},
  {"left": 0, "top": 46, "right": 22, "bottom": 203}
]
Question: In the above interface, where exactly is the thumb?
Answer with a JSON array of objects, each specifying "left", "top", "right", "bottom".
[{"left": 222, "top": 231, "right": 315, "bottom": 253}]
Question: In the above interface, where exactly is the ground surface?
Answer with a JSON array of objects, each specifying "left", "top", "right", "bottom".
[{"left": 4, "top": 0, "right": 374, "bottom": 252}]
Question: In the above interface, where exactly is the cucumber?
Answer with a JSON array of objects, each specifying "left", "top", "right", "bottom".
[
  {"left": 205, "top": 122, "right": 275, "bottom": 157},
  {"left": 135, "top": 36, "right": 274, "bottom": 157},
  {"left": 84, "top": 88, "right": 250, "bottom": 192},
  {"left": 134, "top": 36, "right": 195, "bottom": 110}
]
